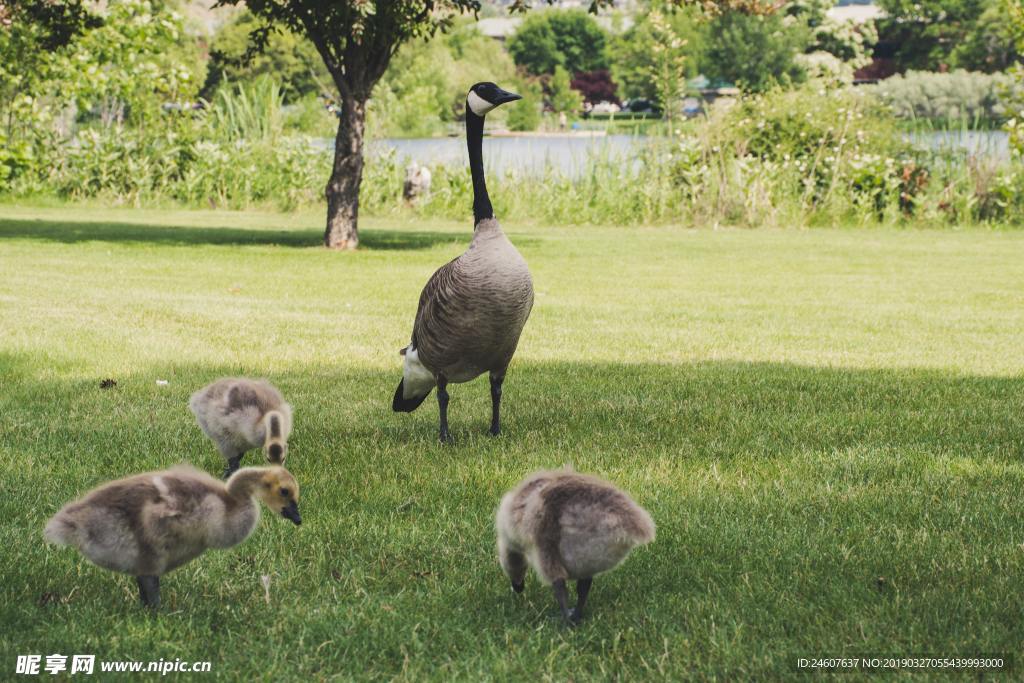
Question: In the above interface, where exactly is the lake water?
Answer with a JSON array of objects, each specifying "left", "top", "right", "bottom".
[
  {"left": 366, "top": 135, "right": 645, "bottom": 177},
  {"left": 908, "top": 130, "right": 1010, "bottom": 160},
  {"left": 356, "top": 131, "right": 1010, "bottom": 178}
]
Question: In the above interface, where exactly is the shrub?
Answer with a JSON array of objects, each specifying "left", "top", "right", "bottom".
[
  {"left": 871, "top": 70, "right": 1022, "bottom": 125},
  {"left": 571, "top": 70, "right": 619, "bottom": 104},
  {"left": 549, "top": 66, "right": 583, "bottom": 115},
  {"left": 507, "top": 78, "right": 543, "bottom": 132}
]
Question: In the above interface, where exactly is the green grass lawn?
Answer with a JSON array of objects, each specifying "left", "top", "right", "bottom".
[{"left": 2, "top": 205, "right": 1023, "bottom": 680}]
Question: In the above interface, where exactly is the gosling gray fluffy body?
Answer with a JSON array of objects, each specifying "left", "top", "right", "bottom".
[
  {"left": 496, "top": 468, "right": 655, "bottom": 625},
  {"left": 190, "top": 378, "right": 292, "bottom": 477},
  {"left": 44, "top": 465, "right": 301, "bottom": 608}
]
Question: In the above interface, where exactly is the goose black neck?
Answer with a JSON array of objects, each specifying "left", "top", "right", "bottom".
[{"left": 466, "top": 108, "right": 492, "bottom": 224}]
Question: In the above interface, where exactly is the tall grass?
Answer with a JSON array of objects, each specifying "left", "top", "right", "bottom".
[
  {"left": 4, "top": 80, "right": 1024, "bottom": 226},
  {"left": 207, "top": 77, "right": 285, "bottom": 143},
  {"left": 361, "top": 84, "right": 1023, "bottom": 228}
]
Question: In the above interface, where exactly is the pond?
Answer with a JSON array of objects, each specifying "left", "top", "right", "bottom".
[
  {"left": 365, "top": 134, "right": 646, "bottom": 177},
  {"left": 347, "top": 130, "right": 1011, "bottom": 178},
  {"left": 909, "top": 130, "right": 1010, "bottom": 160}
]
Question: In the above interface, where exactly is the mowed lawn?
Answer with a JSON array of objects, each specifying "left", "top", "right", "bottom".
[{"left": 1, "top": 205, "right": 1024, "bottom": 680}]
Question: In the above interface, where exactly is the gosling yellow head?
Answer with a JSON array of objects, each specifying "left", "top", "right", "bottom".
[{"left": 254, "top": 466, "right": 301, "bottom": 526}]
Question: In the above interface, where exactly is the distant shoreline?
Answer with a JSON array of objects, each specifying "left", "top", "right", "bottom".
[{"left": 487, "top": 130, "right": 607, "bottom": 138}]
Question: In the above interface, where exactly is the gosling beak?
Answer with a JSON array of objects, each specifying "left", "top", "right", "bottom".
[
  {"left": 511, "top": 580, "right": 524, "bottom": 594},
  {"left": 493, "top": 88, "right": 522, "bottom": 106},
  {"left": 281, "top": 501, "right": 301, "bottom": 526}
]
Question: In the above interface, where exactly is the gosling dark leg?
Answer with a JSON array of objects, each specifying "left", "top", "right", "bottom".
[
  {"left": 137, "top": 575, "right": 160, "bottom": 609},
  {"left": 223, "top": 454, "right": 243, "bottom": 479},
  {"left": 437, "top": 377, "right": 451, "bottom": 443},
  {"left": 570, "top": 577, "right": 593, "bottom": 623},
  {"left": 552, "top": 579, "right": 575, "bottom": 626},
  {"left": 489, "top": 372, "right": 504, "bottom": 437}
]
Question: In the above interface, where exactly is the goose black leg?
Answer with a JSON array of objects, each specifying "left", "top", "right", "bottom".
[
  {"left": 570, "top": 578, "right": 593, "bottom": 623},
  {"left": 137, "top": 575, "right": 160, "bottom": 608},
  {"left": 223, "top": 454, "right": 243, "bottom": 479},
  {"left": 489, "top": 372, "right": 504, "bottom": 436},
  {"left": 437, "top": 377, "right": 451, "bottom": 443},
  {"left": 552, "top": 579, "right": 576, "bottom": 626}
]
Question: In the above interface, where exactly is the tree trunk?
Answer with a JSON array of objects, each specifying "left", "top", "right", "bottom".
[{"left": 324, "top": 97, "right": 367, "bottom": 250}]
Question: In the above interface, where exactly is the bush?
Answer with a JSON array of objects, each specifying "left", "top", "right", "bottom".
[
  {"left": 870, "top": 70, "right": 1022, "bottom": 125},
  {"left": 507, "top": 78, "right": 543, "bottom": 132},
  {"left": 549, "top": 66, "right": 583, "bottom": 115},
  {"left": 571, "top": 70, "right": 619, "bottom": 105},
  {"left": 691, "top": 83, "right": 921, "bottom": 220}
]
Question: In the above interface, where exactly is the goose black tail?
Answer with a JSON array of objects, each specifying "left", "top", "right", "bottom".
[{"left": 393, "top": 379, "right": 432, "bottom": 413}]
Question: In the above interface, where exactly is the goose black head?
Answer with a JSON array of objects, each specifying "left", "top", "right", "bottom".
[{"left": 467, "top": 82, "right": 522, "bottom": 117}]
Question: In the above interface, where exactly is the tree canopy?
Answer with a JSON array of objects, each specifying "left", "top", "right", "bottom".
[
  {"left": 876, "top": 0, "right": 1018, "bottom": 73},
  {"left": 609, "top": 7, "right": 704, "bottom": 101},
  {"left": 703, "top": 11, "right": 808, "bottom": 92},
  {"left": 506, "top": 10, "right": 608, "bottom": 76},
  {"left": 202, "top": 10, "right": 330, "bottom": 103}
]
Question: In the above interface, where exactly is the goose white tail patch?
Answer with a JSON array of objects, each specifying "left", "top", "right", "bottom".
[
  {"left": 152, "top": 476, "right": 169, "bottom": 497},
  {"left": 403, "top": 347, "right": 436, "bottom": 399},
  {"left": 467, "top": 90, "right": 496, "bottom": 116}
]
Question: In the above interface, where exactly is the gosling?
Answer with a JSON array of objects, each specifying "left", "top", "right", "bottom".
[
  {"left": 190, "top": 378, "right": 292, "bottom": 478},
  {"left": 496, "top": 468, "right": 655, "bottom": 625},
  {"left": 44, "top": 465, "right": 301, "bottom": 608}
]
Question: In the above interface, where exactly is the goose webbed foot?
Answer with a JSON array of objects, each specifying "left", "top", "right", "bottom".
[
  {"left": 137, "top": 575, "right": 160, "bottom": 609},
  {"left": 572, "top": 578, "right": 593, "bottom": 623},
  {"left": 222, "top": 455, "right": 242, "bottom": 479},
  {"left": 489, "top": 373, "right": 504, "bottom": 437},
  {"left": 437, "top": 378, "right": 451, "bottom": 444},
  {"left": 552, "top": 579, "right": 577, "bottom": 627}
]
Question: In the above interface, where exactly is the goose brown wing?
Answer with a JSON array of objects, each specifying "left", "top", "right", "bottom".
[{"left": 410, "top": 256, "right": 461, "bottom": 355}]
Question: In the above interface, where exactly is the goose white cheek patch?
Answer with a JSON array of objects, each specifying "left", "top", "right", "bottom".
[
  {"left": 467, "top": 90, "right": 496, "bottom": 116},
  {"left": 403, "top": 347, "right": 436, "bottom": 398}
]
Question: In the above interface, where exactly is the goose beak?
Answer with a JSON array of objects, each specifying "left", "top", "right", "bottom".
[
  {"left": 281, "top": 501, "right": 302, "bottom": 526},
  {"left": 493, "top": 89, "right": 522, "bottom": 106}
]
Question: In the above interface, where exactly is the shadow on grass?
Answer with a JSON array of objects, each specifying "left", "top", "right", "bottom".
[
  {"left": 0, "top": 217, "right": 466, "bottom": 251},
  {"left": 6, "top": 354, "right": 1024, "bottom": 670},
  {"left": 3, "top": 355, "right": 1022, "bottom": 466}
]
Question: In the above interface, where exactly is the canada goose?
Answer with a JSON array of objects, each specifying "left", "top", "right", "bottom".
[
  {"left": 393, "top": 82, "right": 534, "bottom": 443},
  {"left": 496, "top": 468, "right": 655, "bottom": 625},
  {"left": 190, "top": 378, "right": 292, "bottom": 477},
  {"left": 44, "top": 465, "right": 301, "bottom": 608}
]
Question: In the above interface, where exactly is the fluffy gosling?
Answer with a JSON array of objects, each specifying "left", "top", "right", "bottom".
[
  {"left": 496, "top": 468, "right": 655, "bottom": 625},
  {"left": 44, "top": 465, "right": 301, "bottom": 608},
  {"left": 190, "top": 378, "right": 292, "bottom": 478}
]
